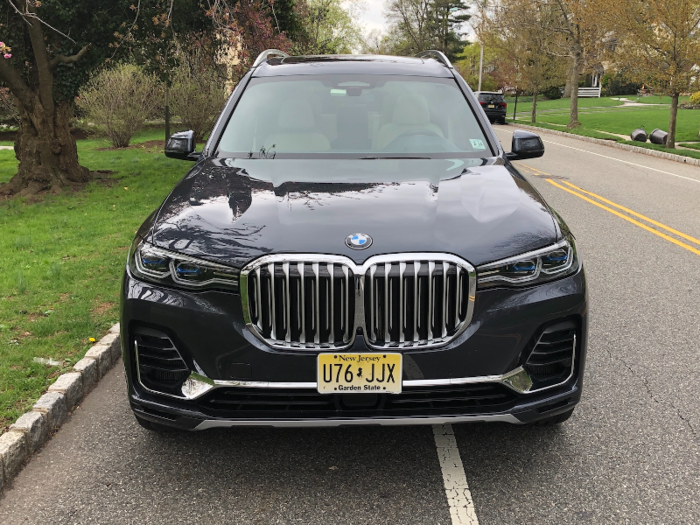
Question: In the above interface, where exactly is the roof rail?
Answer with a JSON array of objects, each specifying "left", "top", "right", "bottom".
[
  {"left": 415, "top": 50, "right": 453, "bottom": 69},
  {"left": 252, "top": 49, "right": 290, "bottom": 67}
]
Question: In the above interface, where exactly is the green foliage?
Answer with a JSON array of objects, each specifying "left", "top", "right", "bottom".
[
  {"left": 601, "top": 72, "right": 642, "bottom": 97},
  {"left": 455, "top": 44, "right": 499, "bottom": 91},
  {"left": 0, "top": 0, "right": 134, "bottom": 101},
  {"left": 543, "top": 86, "right": 563, "bottom": 100},
  {"left": 126, "top": 0, "right": 222, "bottom": 85},
  {"left": 270, "top": 0, "right": 306, "bottom": 41},
  {"left": 170, "top": 47, "right": 229, "bottom": 142},
  {"left": 77, "top": 64, "right": 161, "bottom": 148},
  {"left": 384, "top": 0, "right": 470, "bottom": 60},
  {"left": 0, "top": 129, "right": 192, "bottom": 430},
  {"left": 294, "top": 0, "right": 362, "bottom": 54}
]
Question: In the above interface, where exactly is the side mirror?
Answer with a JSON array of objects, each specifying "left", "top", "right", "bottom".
[
  {"left": 165, "top": 130, "right": 199, "bottom": 161},
  {"left": 506, "top": 130, "right": 545, "bottom": 160}
]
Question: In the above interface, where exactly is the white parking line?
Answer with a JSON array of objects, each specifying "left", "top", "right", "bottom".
[
  {"left": 497, "top": 127, "right": 700, "bottom": 184},
  {"left": 433, "top": 424, "right": 480, "bottom": 525}
]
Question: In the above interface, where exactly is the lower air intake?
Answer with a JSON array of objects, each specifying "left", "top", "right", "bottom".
[
  {"left": 134, "top": 327, "right": 190, "bottom": 394},
  {"left": 525, "top": 321, "right": 576, "bottom": 386}
]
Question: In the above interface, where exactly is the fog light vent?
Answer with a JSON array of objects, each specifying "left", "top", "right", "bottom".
[
  {"left": 134, "top": 327, "right": 189, "bottom": 394},
  {"left": 525, "top": 322, "right": 576, "bottom": 384}
]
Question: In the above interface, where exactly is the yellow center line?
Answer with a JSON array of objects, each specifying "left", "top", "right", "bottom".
[
  {"left": 559, "top": 181, "right": 700, "bottom": 247},
  {"left": 514, "top": 161, "right": 700, "bottom": 249},
  {"left": 545, "top": 179, "right": 700, "bottom": 257}
]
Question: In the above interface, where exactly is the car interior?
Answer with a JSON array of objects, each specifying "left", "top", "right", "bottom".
[{"left": 218, "top": 76, "right": 489, "bottom": 156}]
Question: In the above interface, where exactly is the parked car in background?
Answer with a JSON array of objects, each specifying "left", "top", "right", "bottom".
[
  {"left": 475, "top": 91, "right": 507, "bottom": 124},
  {"left": 121, "top": 50, "right": 587, "bottom": 432}
]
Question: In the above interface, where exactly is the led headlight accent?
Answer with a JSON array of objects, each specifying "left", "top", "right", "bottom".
[
  {"left": 477, "top": 237, "right": 577, "bottom": 289},
  {"left": 131, "top": 240, "right": 239, "bottom": 292}
]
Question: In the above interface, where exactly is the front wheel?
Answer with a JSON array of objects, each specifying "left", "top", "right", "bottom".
[{"left": 528, "top": 408, "right": 574, "bottom": 426}]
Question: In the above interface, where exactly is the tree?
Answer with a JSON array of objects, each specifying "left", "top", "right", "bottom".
[
  {"left": 0, "top": 0, "right": 132, "bottom": 196},
  {"left": 477, "top": 0, "right": 566, "bottom": 122},
  {"left": 385, "top": 0, "right": 433, "bottom": 55},
  {"left": 597, "top": 0, "right": 700, "bottom": 148},
  {"left": 294, "top": 0, "right": 362, "bottom": 54},
  {"left": 455, "top": 43, "right": 500, "bottom": 91},
  {"left": 428, "top": 0, "right": 470, "bottom": 61},
  {"left": 384, "top": 0, "right": 469, "bottom": 59},
  {"left": 541, "top": 0, "right": 605, "bottom": 128}
]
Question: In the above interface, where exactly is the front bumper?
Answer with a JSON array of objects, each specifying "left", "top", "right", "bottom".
[{"left": 121, "top": 266, "right": 588, "bottom": 429}]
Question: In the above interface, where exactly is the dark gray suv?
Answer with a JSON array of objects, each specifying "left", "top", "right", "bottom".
[
  {"left": 476, "top": 91, "right": 508, "bottom": 124},
  {"left": 121, "top": 50, "right": 587, "bottom": 432}
]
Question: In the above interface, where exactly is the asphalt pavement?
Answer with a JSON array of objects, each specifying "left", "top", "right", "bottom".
[{"left": 1, "top": 125, "right": 699, "bottom": 524}]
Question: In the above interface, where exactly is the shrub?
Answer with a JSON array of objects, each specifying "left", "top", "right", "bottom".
[
  {"left": 543, "top": 86, "right": 563, "bottom": 100},
  {"left": 77, "top": 64, "right": 161, "bottom": 148},
  {"left": 601, "top": 72, "right": 642, "bottom": 97},
  {"left": 170, "top": 47, "right": 229, "bottom": 143},
  {"left": 689, "top": 92, "right": 700, "bottom": 106}
]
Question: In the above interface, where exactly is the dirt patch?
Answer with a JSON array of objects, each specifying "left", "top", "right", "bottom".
[
  {"left": 91, "top": 170, "right": 120, "bottom": 188},
  {"left": 96, "top": 140, "right": 165, "bottom": 152},
  {"left": 92, "top": 301, "right": 115, "bottom": 316}
]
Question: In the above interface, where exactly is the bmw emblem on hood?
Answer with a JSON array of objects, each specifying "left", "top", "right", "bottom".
[{"left": 346, "top": 233, "right": 372, "bottom": 250}]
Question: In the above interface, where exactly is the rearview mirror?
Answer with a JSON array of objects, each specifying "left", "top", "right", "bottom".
[
  {"left": 165, "top": 130, "right": 198, "bottom": 160},
  {"left": 506, "top": 130, "right": 545, "bottom": 160}
]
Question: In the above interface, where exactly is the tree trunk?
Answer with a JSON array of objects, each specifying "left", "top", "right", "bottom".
[
  {"left": 666, "top": 93, "right": 678, "bottom": 149},
  {"left": 1, "top": 100, "right": 89, "bottom": 196},
  {"left": 563, "top": 64, "right": 573, "bottom": 98},
  {"left": 567, "top": 53, "right": 581, "bottom": 129},
  {"left": 531, "top": 91, "right": 538, "bottom": 123}
]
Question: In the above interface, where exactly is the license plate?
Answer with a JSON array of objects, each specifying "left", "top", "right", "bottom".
[
  {"left": 488, "top": 104, "right": 495, "bottom": 108},
  {"left": 317, "top": 353, "right": 402, "bottom": 394}
]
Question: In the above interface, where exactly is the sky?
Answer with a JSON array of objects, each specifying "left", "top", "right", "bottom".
[{"left": 352, "top": 0, "right": 387, "bottom": 34}]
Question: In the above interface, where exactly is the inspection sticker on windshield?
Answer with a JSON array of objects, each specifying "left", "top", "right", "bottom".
[
  {"left": 470, "top": 138, "right": 486, "bottom": 150},
  {"left": 318, "top": 353, "right": 402, "bottom": 394}
]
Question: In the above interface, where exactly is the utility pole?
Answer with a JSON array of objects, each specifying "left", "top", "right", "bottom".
[{"left": 478, "top": 43, "right": 484, "bottom": 92}]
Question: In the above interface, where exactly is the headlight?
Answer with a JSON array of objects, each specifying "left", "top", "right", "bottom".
[
  {"left": 477, "top": 236, "right": 578, "bottom": 289},
  {"left": 129, "top": 239, "right": 239, "bottom": 292}
]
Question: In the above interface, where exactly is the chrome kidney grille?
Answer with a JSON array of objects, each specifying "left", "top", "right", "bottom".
[
  {"left": 365, "top": 260, "right": 470, "bottom": 347},
  {"left": 243, "top": 256, "right": 356, "bottom": 348},
  {"left": 241, "top": 253, "right": 475, "bottom": 350}
]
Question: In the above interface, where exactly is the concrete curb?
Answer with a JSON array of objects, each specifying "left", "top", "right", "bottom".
[
  {"left": 0, "top": 323, "right": 121, "bottom": 492},
  {"left": 510, "top": 123, "right": 700, "bottom": 168}
]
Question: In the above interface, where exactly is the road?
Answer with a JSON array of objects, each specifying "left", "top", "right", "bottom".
[{"left": 1, "top": 126, "right": 699, "bottom": 524}]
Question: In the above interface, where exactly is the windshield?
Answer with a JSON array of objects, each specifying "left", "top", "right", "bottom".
[{"left": 216, "top": 75, "right": 492, "bottom": 159}]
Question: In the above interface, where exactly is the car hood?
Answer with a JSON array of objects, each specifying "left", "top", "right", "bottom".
[{"left": 148, "top": 157, "right": 558, "bottom": 268}]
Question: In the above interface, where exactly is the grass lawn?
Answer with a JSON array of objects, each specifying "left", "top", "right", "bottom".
[
  {"left": 510, "top": 120, "right": 621, "bottom": 140},
  {"left": 536, "top": 106, "right": 700, "bottom": 142},
  {"left": 0, "top": 129, "right": 191, "bottom": 430},
  {"left": 506, "top": 96, "right": 625, "bottom": 116},
  {"left": 626, "top": 95, "right": 691, "bottom": 105},
  {"left": 617, "top": 140, "right": 700, "bottom": 160}
]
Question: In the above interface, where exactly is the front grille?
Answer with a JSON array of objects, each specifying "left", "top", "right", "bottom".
[
  {"left": 364, "top": 260, "right": 470, "bottom": 347},
  {"left": 242, "top": 253, "right": 475, "bottom": 350},
  {"left": 244, "top": 257, "right": 355, "bottom": 348},
  {"left": 134, "top": 327, "right": 190, "bottom": 394},
  {"left": 525, "top": 322, "right": 576, "bottom": 384},
  {"left": 198, "top": 383, "right": 516, "bottom": 418}
]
